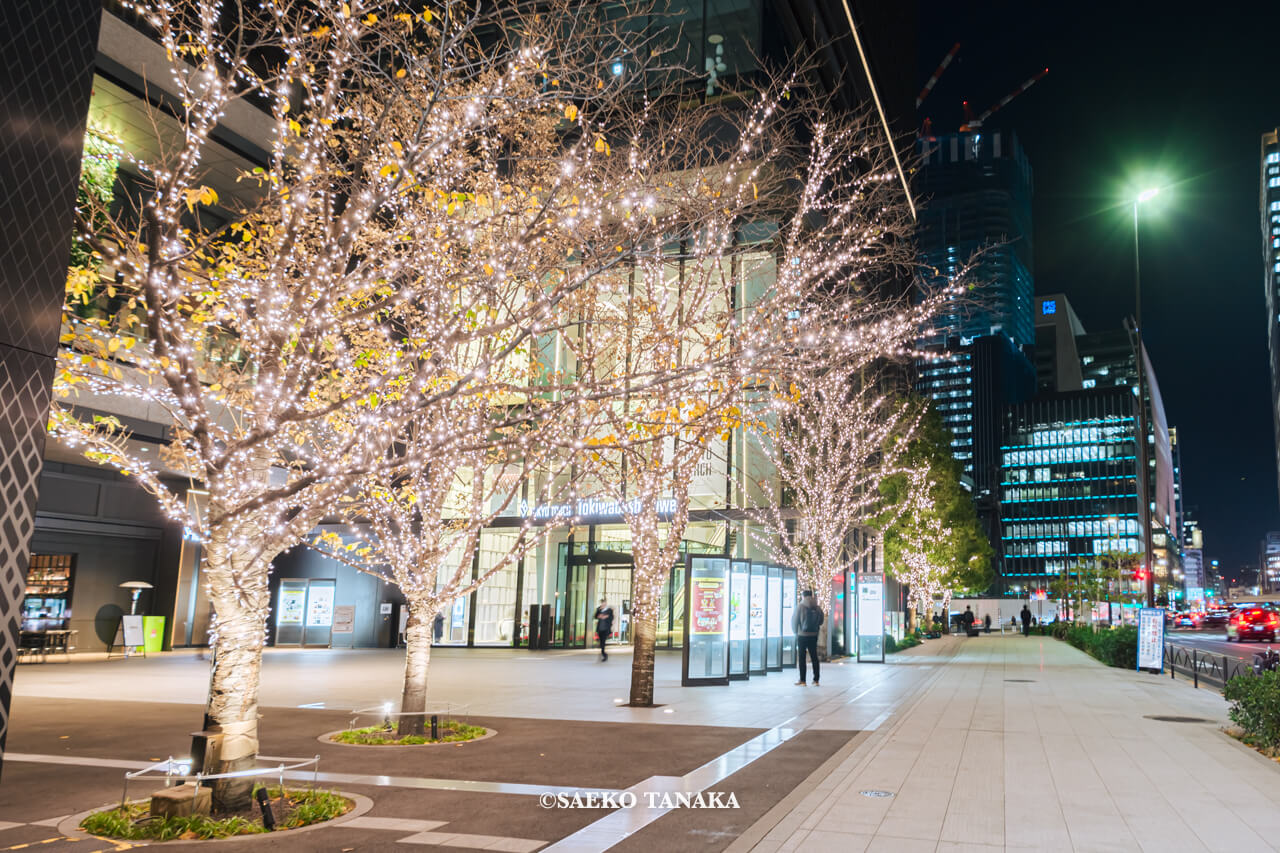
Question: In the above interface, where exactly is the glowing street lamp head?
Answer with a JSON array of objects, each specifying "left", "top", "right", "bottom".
[{"left": 1136, "top": 187, "right": 1160, "bottom": 204}]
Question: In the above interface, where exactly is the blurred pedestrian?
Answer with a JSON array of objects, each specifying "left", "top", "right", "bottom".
[
  {"left": 594, "top": 598, "right": 614, "bottom": 661},
  {"left": 1020, "top": 605, "right": 1032, "bottom": 636}
]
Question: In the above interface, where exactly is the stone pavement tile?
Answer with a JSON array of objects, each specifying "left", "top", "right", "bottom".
[
  {"left": 936, "top": 843, "right": 1003, "bottom": 853},
  {"left": 876, "top": 813, "right": 942, "bottom": 842},
  {"left": 799, "top": 829, "right": 873, "bottom": 853},
  {"left": 1064, "top": 814, "right": 1141, "bottom": 852},
  {"left": 347, "top": 816, "right": 449, "bottom": 832},
  {"left": 484, "top": 838, "right": 548, "bottom": 852},
  {"left": 940, "top": 799, "right": 1003, "bottom": 847},
  {"left": 864, "top": 833, "right": 938, "bottom": 853}
]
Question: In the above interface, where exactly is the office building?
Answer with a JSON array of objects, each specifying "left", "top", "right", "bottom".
[
  {"left": 1264, "top": 129, "right": 1280, "bottom": 510},
  {"left": 916, "top": 130, "right": 1036, "bottom": 349},
  {"left": 1000, "top": 295, "right": 1178, "bottom": 602},
  {"left": 1261, "top": 531, "right": 1280, "bottom": 592}
]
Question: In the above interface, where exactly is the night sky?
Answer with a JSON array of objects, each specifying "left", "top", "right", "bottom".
[{"left": 916, "top": 1, "right": 1280, "bottom": 579}]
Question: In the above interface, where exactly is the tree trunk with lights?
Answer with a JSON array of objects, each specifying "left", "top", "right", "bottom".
[
  {"left": 200, "top": 524, "right": 271, "bottom": 813},
  {"left": 399, "top": 599, "right": 440, "bottom": 736}
]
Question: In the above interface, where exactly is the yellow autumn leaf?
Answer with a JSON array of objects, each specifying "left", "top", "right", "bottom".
[
  {"left": 421, "top": 9, "right": 432, "bottom": 21},
  {"left": 288, "top": 118, "right": 302, "bottom": 136},
  {"left": 107, "top": 338, "right": 121, "bottom": 353},
  {"left": 309, "top": 26, "right": 330, "bottom": 39},
  {"left": 363, "top": 12, "right": 377, "bottom": 24},
  {"left": 594, "top": 137, "right": 606, "bottom": 153},
  {"left": 379, "top": 163, "right": 399, "bottom": 178},
  {"left": 340, "top": 3, "right": 350, "bottom": 19},
  {"left": 395, "top": 68, "right": 407, "bottom": 79},
  {"left": 483, "top": 263, "right": 495, "bottom": 275},
  {"left": 564, "top": 104, "right": 577, "bottom": 121}
]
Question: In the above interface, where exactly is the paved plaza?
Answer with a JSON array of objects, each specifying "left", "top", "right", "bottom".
[{"left": 2, "top": 635, "right": 1278, "bottom": 851}]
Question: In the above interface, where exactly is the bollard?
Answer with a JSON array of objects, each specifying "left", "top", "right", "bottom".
[
  {"left": 255, "top": 787, "right": 276, "bottom": 830},
  {"left": 430, "top": 715, "right": 439, "bottom": 740},
  {"left": 1192, "top": 650, "right": 1198, "bottom": 688}
]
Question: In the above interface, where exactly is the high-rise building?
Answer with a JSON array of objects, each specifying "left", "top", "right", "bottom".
[
  {"left": 1000, "top": 389, "right": 1144, "bottom": 594},
  {"left": 1260, "top": 531, "right": 1280, "bottom": 592},
  {"left": 1182, "top": 510, "right": 1204, "bottom": 605},
  {"left": 916, "top": 333, "right": 1034, "bottom": 578},
  {"left": 916, "top": 130, "right": 1035, "bottom": 348},
  {"left": 1263, "top": 129, "right": 1280, "bottom": 510},
  {"left": 1008, "top": 294, "right": 1179, "bottom": 603}
]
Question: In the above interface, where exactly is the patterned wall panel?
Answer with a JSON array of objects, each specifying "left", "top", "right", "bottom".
[{"left": 0, "top": 0, "right": 103, "bottom": 777}]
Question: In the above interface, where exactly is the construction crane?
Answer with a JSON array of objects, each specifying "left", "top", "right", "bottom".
[
  {"left": 916, "top": 42, "right": 961, "bottom": 109},
  {"left": 959, "top": 67, "right": 1049, "bottom": 131}
]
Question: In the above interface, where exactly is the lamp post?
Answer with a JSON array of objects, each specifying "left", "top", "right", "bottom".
[{"left": 1132, "top": 188, "right": 1159, "bottom": 608}]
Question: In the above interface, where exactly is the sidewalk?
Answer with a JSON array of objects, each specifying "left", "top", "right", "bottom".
[{"left": 734, "top": 633, "right": 1280, "bottom": 853}]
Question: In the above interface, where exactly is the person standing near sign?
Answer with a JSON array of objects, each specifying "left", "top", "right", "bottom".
[
  {"left": 792, "top": 590, "right": 824, "bottom": 686},
  {"left": 1020, "top": 604, "right": 1032, "bottom": 636},
  {"left": 594, "top": 598, "right": 615, "bottom": 661}
]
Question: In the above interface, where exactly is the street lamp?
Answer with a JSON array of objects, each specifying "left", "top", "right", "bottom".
[{"left": 1131, "top": 186, "right": 1161, "bottom": 608}]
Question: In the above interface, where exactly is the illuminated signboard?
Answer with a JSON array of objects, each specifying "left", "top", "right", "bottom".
[
  {"left": 1042, "top": 299, "right": 1057, "bottom": 315},
  {"left": 683, "top": 556, "right": 729, "bottom": 684}
]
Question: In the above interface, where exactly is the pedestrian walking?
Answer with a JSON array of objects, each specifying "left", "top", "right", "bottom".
[
  {"left": 983, "top": 613, "right": 992, "bottom": 633},
  {"left": 432, "top": 610, "right": 445, "bottom": 644},
  {"left": 792, "top": 589, "right": 824, "bottom": 686},
  {"left": 594, "top": 597, "right": 614, "bottom": 661},
  {"left": 1020, "top": 604, "right": 1032, "bottom": 636}
]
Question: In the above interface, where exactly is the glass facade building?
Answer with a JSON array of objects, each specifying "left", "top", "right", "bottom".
[
  {"left": 1262, "top": 130, "right": 1280, "bottom": 511},
  {"left": 1000, "top": 389, "right": 1143, "bottom": 589},
  {"left": 915, "top": 131, "right": 1035, "bottom": 349}
]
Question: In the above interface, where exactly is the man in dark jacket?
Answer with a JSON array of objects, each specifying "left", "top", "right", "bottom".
[
  {"left": 1020, "top": 604, "right": 1032, "bottom": 636},
  {"left": 594, "top": 598, "right": 614, "bottom": 661},
  {"left": 791, "top": 590, "right": 824, "bottom": 686}
]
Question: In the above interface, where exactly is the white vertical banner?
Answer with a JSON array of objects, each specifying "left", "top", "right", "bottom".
[{"left": 1137, "top": 607, "right": 1165, "bottom": 671}]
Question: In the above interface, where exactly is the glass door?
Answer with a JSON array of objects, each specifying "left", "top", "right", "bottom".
[{"left": 593, "top": 566, "right": 633, "bottom": 644}]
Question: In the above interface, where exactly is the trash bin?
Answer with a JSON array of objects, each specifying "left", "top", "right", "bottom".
[{"left": 143, "top": 615, "right": 166, "bottom": 654}]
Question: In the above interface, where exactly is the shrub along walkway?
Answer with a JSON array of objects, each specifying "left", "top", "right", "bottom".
[{"left": 733, "top": 632, "right": 1280, "bottom": 853}]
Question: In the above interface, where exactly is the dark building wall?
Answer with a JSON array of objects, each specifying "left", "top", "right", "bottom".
[
  {"left": 29, "top": 461, "right": 185, "bottom": 652},
  {"left": 0, "top": 0, "right": 104, "bottom": 773},
  {"left": 269, "top": 547, "right": 400, "bottom": 649}
]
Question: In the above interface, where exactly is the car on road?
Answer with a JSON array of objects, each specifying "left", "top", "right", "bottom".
[
  {"left": 1227, "top": 607, "right": 1279, "bottom": 643},
  {"left": 1202, "top": 610, "right": 1230, "bottom": 629}
]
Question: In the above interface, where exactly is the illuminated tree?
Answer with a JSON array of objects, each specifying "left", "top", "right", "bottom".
[
  {"left": 751, "top": 366, "right": 923, "bottom": 600},
  {"left": 48, "top": 0, "right": 693, "bottom": 806},
  {"left": 880, "top": 406, "right": 994, "bottom": 629},
  {"left": 568, "top": 92, "right": 936, "bottom": 705}
]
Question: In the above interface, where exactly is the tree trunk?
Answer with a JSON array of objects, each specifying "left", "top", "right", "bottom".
[
  {"left": 199, "top": 514, "right": 273, "bottom": 813},
  {"left": 399, "top": 601, "right": 437, "bottom": 736},
  {"left": 202, "top": 581, "right": 267, "bottom": 812},
  {"left": 627, "top": 549, "right": 661, "bottom": 706}
]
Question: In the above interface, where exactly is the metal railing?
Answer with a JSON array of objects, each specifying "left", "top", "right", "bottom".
[
  {"left": 1164, "top": 642, "right": 1256, "bottom": 691},
  {"left": 120, "top": 754, "right": 320, "bottom": 808}
]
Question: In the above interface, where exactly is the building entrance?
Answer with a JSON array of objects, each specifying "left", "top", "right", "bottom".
[{"left": 590, "top": 564, "right": 632, "bottom": 644}]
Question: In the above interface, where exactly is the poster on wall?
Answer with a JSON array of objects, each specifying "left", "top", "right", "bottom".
[
  {"left": 1137, "top": 607, "right": 1165, "bottom": 671},
  {"left": 306, "top": 584, "right": 335, "bottom": 627},
  {"left": 332, "top": 605, "right": 356, "bottom": 634},
  {"left": 278, "top": 588, "right": 305, "bottom": 624}
]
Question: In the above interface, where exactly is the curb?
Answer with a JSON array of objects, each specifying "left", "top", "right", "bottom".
[
  {"left": 317, "top": 726, "right": 497, "bottom": 748},
  {"left": 58, "top": 791, "right": 374, "bottom": 845}
]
